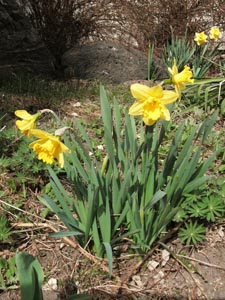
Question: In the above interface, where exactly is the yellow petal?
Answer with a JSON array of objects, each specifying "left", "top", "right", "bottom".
[
  {"left": 15, "top": 110, "right": 33, "bottom": 120},
  {"left": 56, "top": 151, "right": 64, "bottom": 168},
  {"left": 16, "top": 119, "right": 35, "bottom": 131},
  {"left": 160, "top": 105, "right": 170, "bottom": 121},
  {"left": 168, "top": 58, "right": 178, "bottom": 76},
  {"left": 59, "top": 142, "right": 71, "bottom": 153},
  {"left": 29, "top": 129, "right": 52, "bottom": 139},
  {"left": 142, "top": 117, "right": 156, "bottom": 126},
  {"left": 148, "top": 85, "right": 164, "bottom": 99},
  {"left": 129, "top": 101, "right": 143, "bottom": 116},
  {"left": 161, "top": 90, "right": 178, "bottom": 104},
  {"left": 130, "top": 84, "right": 152, "bottom": 101}
]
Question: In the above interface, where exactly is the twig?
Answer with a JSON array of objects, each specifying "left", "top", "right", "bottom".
[
  {"left": 0, "top": 199, "right": 65, "bottom": 228},
  {"left": 176, "top": 253, "right": 225, "bottom": 271}
]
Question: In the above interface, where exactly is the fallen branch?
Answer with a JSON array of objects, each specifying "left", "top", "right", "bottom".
[{"left": 176, "top": 253, "right": 225, "bottom": 271}]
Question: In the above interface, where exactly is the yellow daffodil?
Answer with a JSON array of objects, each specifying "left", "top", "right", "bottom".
[
  {"left": 29, "top": 129, "right": 71, "bottom": 168},
  {"left": 194, "top": 31, "right": 208, "bottom": 45},
  {"left": 168, "top": 59, "right": 194, "bottom": 99},
  {"left": 15, "top": 110, "right": 40, "bottom": 138},
  {"left": 210, "top": 27, "right": 220, "bottom": 40},
  {"left": 129, "top": 84, "right": 178, "bottom": 126}
]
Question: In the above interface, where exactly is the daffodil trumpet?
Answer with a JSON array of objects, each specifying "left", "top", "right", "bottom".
[{"left": 29, "top": 129, "right": 71, "bottom": 168}]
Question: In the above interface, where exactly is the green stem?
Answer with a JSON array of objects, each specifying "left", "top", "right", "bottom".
[{"left": 39, "top": 109, "right": 61, "bottom": 124}]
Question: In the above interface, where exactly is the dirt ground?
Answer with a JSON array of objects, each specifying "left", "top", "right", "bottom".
[{"left": 0, "top": 222, "right": 225, "bottom": 300}]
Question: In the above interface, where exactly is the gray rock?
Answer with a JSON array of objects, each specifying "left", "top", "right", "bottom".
[
  {"left": 0, "top": 0, "right": 55, "bottom": 77},
  {"left": 62, "top": 41, "right": 167, "bottom": 84}
]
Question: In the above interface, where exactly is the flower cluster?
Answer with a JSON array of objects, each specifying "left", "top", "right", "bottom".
[
  {"left": 194, "top": 26, "right": 220, "bottom": 45},
  {"left": 129, "top": 59, "right": 194, "bottom": 125},
  {"left": 15, "top": 110, "right": 71, "bottom": 168}
]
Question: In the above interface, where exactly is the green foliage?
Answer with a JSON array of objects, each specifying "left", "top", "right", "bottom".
[
  {"left": 148, "top": 44, "right": 157, "bottom": 80},
  {"left": 173, "top": 176, "right": 225, "bottom": 245},
  {"left": 40, "top": 84, "right": 218, "bottom": 260},
  {"left": 16, "top": 252, "right": 44, "bottom": 300},
  {"left": 0, "top": 256, "right": 17, "bottom": 290},
  {"left": 0, "top": 131, "right": 49, "bottom": 189},
  {"left": 183, "top": 78, "right": 225, "bottom": 113},
  {"left": 192, "top": 42, "right": 221, "bottom": 79},
  {"left": 198, "top": 195, "right": 225, "bottom": 222},
  {"left": 162, "top": 33, "right": 195, "bottom": 71},
  {"left": 179, "top": 220, "right": 206, "bottom": 245},
  {"left": 0, "top": 215, "right": 12, "bottom": 241}
]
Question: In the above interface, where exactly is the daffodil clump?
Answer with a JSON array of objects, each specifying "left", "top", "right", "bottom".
[{"left": 15, "top": 110, "right": 71, "bottom": 168}]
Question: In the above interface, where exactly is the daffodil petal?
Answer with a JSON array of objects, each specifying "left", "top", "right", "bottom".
[
  {"left": 130, "top": 84, "right": 152, "bottom": 101},
  {"left": 148, "top": 85, "right": 164, "bottom": 98},
  {"left": 56, "top": 152, "right": 64, "bottom": 168},
  {"left": 29, "top": 129, "right": 52, "bottom": 139},
  {"left": 162, "top": 90, "right": 178, "bottom": 104},
  {"left": 129, "top": 101, "right": 143, "bottom": 116},
  {"left": 142, "top": 117, "right": 156, "bottom": 126},
  {"left": 15, "top": 110, "right": 33, "bottom": 120},
  {"left": 59, "top": 143, "right": 71, "bottom": 153},
  {"left": 16, "top": 119, "right": 36, "bottom": 131},
  {"left": 160, "top": 105, "right": 170, "bottom": 120}
]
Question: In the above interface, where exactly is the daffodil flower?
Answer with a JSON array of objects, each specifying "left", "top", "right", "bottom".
[
  {"left": 168, "top": 59, "right": 194, "bottom": 99},
  {"left": 194, "top": 31, "right": 208, "bottom": 45},
  {"left": 29, "top": 129, "right": 71, "bottom": 168},
  {"left": 129, "top": 84, "right": 178, "bottom": 126},
  {"left": 210, "top": 27, "right": 220, "bottom": 40},
  {"left": 15, "top": 110, "right": 40, "bottom": 138}
]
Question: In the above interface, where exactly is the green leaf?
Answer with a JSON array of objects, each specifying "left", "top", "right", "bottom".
[
  {"left": 103, "top": 242, "right": 113, "bottom": 276},
  {"left": 100, "top": 84, "right": 112, "bottom": 133},
  {"left": 160, "top": 121, "right": 185, "bottom": 183},
  {"left": 184, "top": 175, "right": 213, "bottom": 194},
  {"left": 221, "top": 98, "right": 225, "bottom": 114},
  {"left": 50, "top": 231, "right": 82, "bottom": 238},
  {"left": 16, "top": 252, "right": 44, "bottom": 300},
  {"left": 144, "top": 190, "right": 166, "bottom": 210},
  {"left": 84, "top": 185, "right": 99, "bottom": 243}
]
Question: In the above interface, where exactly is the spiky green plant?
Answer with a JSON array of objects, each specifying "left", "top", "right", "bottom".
[{"left": 179, "top": 220, "right": 206, "bottom": 245}]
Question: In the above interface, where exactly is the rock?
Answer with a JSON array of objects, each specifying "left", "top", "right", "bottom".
[
  {"left": 62, "top": 41, "right": 167, "bottom": 84},
  {"left": 0, "top": 0, "right": 55, "bottom": 77}
]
